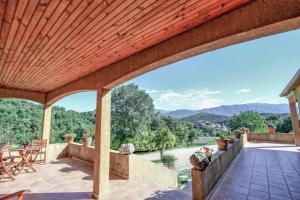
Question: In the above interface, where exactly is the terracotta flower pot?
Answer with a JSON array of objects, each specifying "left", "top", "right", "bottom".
[
  {"left": 268, "top": 127, "right": 276, "bottom": 134},
  {"left": 216, "top": 138, "right": 229, "bottom": 150},
  {"left": 83, "top": 137, "right": 92, "bottom": 147},
  {"left": 65, "top": 136, "right": 74, "bottom": 143},
  {"left": 234, "top": 131, "right": 241, "bottom": 138}
]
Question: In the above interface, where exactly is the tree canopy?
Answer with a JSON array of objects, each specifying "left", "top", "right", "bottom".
[
  {"left": 228, "top": 111, "right": 268, "bottom": 132},
  {"left": 0, "top": 84, "right": 202, "bottom": 152}
]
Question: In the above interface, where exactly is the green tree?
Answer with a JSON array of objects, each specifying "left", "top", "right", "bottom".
[
  {"left": 276, "top": 116, "right": 293, "bottom": 133},
  {"left": 228, "top": 111, "right": 268, "bottom": 132},
  {"left": 111, "top": 83, "right": 156, "bottom": 149},
  {"left": 155, "top": 127, "right": 176, "bottom": 159}
]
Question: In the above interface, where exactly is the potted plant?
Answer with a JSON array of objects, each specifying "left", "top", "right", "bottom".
[
  {"left": 64, "top": 133, "right": 76, "bottom": 143},
  {"left": 200, "top": 146, "right": 214, "bottom": 162},
  {"left": 268, "top": 123, "right": 276, "bottom": 134},
  {"left": 229, "top": 134, "right": 235, "bottom": 143},
  {"left": 82, "top": 130, "right": 95, "bottom": 147},
  {"left": 233, "top": 130, "right": 242, "bottom": 138},
  {"left": 216, "top": 131, "right": 230, "bottom": 150}
]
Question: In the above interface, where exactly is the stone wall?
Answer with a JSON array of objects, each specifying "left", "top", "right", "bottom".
[
  {"left": 68, "top": 142, "right": 94, "bottom": 163},
  {"left": 65, "top": 143, "right": 177, "bottom": 188},
  {"left": 129, "top": 155, "right": 178, "bottom": 187},
  {"left": 192, "top": 134, "right": 247, "bottom": 200},
  {"left": 47, "top": 143, "right": 68, "bottom": 162},
  {"left": 109, "top": 150, "right": 129, "bottom": 179},
  {"left": 247, "top": 132, "right": 294, "bottom": 144}
]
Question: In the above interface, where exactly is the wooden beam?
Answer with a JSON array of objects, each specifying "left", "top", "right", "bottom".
[
  {"left": 0, "top": 88, "right": 45, "bottom": 104},
  {"left": 46, "top": 0, "right": 300, "bottom": 104}
]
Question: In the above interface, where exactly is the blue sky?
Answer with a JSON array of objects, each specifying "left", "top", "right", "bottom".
[{"left": 55, "top": 29, "right": 300, "bottom": 112}]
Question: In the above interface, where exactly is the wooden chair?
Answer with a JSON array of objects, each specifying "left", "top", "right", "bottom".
[
  {"left": 31, "top": 140, "right": 47, "bottom": 164},
  {"left": 0, "top": 144, "right": 16, "bottom": 181},
  {"left": 0, "top": 190, "right": 30, "bottom": 200}
]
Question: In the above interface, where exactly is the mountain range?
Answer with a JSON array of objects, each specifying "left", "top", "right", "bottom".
[{"left": 158, "top": 103, "right": 290, "bottom": 119}]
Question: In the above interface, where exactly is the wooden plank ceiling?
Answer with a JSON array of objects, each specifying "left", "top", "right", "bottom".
[{"left": 0, "top": 0, "right": 252, "bottom": 93}]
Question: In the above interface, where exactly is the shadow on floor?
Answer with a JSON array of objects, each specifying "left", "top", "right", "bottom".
[
  {"left": 0, "top": 192, "right": 92, "bottom": 200},
  {"left": 52, "top": 158, "right": 126, "bottom": 181},
  {"left": 145, "top": 190, "right": 192, "bottom": 200}
]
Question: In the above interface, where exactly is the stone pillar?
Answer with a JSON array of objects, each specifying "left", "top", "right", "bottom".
[
  {"left": 288, "top": 94, "right": 300, "bottom": 146},
  {"left": 41, "top": 104, "right": 52, "bottom": 143},
  {"left": 192, "top": 168, "right": 204, "bottom": 200},
  {"left": 92, "top": 89, "right": 111, "bottom": 199}
]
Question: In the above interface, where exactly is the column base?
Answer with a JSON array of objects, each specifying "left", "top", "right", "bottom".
[{"left": 92, "top": 193, "right": 99, "bottom": 200}]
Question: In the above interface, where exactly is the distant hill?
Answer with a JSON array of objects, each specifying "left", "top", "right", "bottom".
[
  {"left": 160, "top": 103, "right": 290, "bottom": 118},
  {"left": 156, "top": 109, "right": 169, "bottom": 115},
  {"left": 159, "top": 109, "right": 198, "bottom": 118},
  {"left": 182, "top": 112, "right": 229, "bottom": 123}
]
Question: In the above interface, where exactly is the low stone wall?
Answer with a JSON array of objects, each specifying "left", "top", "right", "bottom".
[
  {"left": 68, "top": 142, "right": 94, "bottom": 163},
  {"left": 47, "top": 143, "right": 68, "bottom": 162},
  {"left": 247, "top": 132, "right": 294, "bottom": 144},
  {"left": 66, "top": 143, "right": 177, "bottom": 187},
  {"left": 192, "top": 134, "right": 247, "bottom": 200},
  {"left": 129, "top": 155, "right": 178, "bottom": 187},
  {"left": 110, "top": 150, "right": 129, "bottom": 179}
]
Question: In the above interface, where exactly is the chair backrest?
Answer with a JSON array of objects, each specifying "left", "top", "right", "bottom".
[
  {"left": 0, "top": 143, "right": 9, "bottom": 162},
  {"left": 31, "top": 140, "right": 47, "bottom": 148},
  {"left": 0, "top": 143, "right": 9, "bottom": 152}
]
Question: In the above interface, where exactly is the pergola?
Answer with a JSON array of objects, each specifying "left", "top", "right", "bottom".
[
  {"left": 0, "top": 0, "right": 300, "bottom": 199},
  {"left": 280, "top": 69, "right": 300, "bottom": 146}
]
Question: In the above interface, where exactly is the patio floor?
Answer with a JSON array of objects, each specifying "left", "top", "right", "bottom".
[
  {"left": 0, "top": 158, "right": 191, "bottom": 200},
  {"left": 1, "top": 142, "right": 299, "bottom": 200},
  {"left": 208, "top": 142, "right": 300, "bottom": 200}
]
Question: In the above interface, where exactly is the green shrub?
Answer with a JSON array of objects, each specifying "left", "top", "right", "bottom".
[
  {"left": 220, "top": 131, "right": 229, "bottom": 140},
  {"left": 64, "top": 133, "right": 76, "bottom": 139},
  {"left": 178, "top": 169, "right": 191, "bottom": 188},
  {"left": 161, "top": 154, "right": 177, "bottom": 169}
]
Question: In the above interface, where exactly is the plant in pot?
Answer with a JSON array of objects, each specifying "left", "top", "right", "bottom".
[
  {"left": 64, "top": 133, "right": 76, "bottom": 143},
  {"left": 216, "top": 131, "right": 230, "bottom": 150},
  {"left": 233, "top": 130, "right": 242, "bottom": 138},
  {"left": 229, "top": 134, "right": 235, "bottom": 143},
  {"left": 82, "top": 130, "right": 95, "bottom": 147},
  {"left": 268, "top": 123, "right": 276, "bottom": 134},
  {"left": 200, "top": 146, "right": 214, "bottom": 162}
]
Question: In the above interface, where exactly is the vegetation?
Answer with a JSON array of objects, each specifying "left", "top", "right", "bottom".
[
  {"left": 64, "top": 133, "right": 76, "bottom": 139},
  {"left": 177, "top": 169, "right": 191, "bottom": 188},
  {"left": 161, "top": 154, "right": 177, "bottom": 169},
  {"left": 0, "top": 84, "right": 203, "bottom": 152},
  {"left": 219, "top": 131, "right": 230, "bottom": 140},
  {"left": 182, "top": 112, "right": 229, "bottom": 123},
  {"left": 276, "top": 116, "right": 292, "bottom": 133},
  {"left": 228, "top": 111, "right": 268, "bottom": 132},
  {"left": 155, "top": 127, "right": 176, "bottom": 159}
]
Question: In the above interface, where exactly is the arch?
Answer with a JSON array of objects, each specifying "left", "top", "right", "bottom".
[
  {"left": 46, "top": 89, "right": 96, "bottom": 105},
  {"left": 0, "top": 88, "right": 45, "bottom": 104}
]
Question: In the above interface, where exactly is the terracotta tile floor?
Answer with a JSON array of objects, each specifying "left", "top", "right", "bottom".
[
  {"left": 0, "top": 158, "right": 191, "bottom": 200},
  {"left": 209, "top": 142, "right": 300, "bottom": 200}
]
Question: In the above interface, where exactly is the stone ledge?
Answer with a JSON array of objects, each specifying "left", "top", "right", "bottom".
[
  {"left": 65, "top": 142, "right": 177, "bottom": 188},
  {"left": 192, "top": 134, "right": 246, "bottom": 200},
  {"left": 247, "top": 132, "right": 294, "bottom": 144}
]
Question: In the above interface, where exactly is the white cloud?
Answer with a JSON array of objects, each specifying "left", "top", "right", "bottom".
[
  {"left": 236, "top": 88, "right": 251, "bottom": 94},
  {"left": 244, "top": 96, "right": 287, "bottom": 104},
  {"left": 146, "top": 89, "right": 223, "bottom": 110}
]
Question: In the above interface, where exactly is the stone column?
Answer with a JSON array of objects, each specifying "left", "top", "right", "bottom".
[
  {"left": 41, "top": 104, "right": 52, "bottom": 143},
  {"left": 288, "top": 94, "right": 300, "bottom": 146},
  {"left": 92, "top": 89, "right": 111, "bottom": 199}
]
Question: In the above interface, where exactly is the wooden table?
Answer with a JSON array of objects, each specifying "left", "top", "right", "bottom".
[{"left": 11, "top": 146, "right": 42, "bottom": 174}]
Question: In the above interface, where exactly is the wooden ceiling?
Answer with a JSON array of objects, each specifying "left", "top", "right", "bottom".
[{"left": 0, "top": 0, "right": 252, "bottom": 93}]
